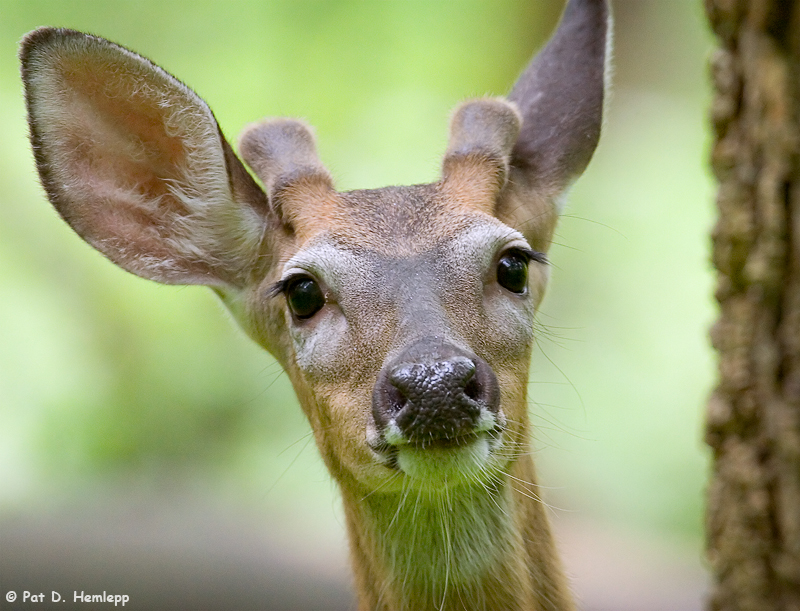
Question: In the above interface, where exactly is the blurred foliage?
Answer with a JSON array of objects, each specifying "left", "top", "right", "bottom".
[{"left": 0, "top": 0, "right": 713, "bottom": 544}]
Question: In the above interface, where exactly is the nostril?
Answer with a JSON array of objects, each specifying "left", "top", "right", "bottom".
[
  {"left": 380, "top": 376, "right": 408, "bottom": 417},
  {"left": 464, "top": 373, "right": 480, "bottom": 401},
  {"left": 384, "top": 380, "right": 408, "bottom": 415}
]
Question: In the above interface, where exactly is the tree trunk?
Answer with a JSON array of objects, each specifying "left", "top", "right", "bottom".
[{"left": 705, "top": 1, "right": 800, "bottom": 609}]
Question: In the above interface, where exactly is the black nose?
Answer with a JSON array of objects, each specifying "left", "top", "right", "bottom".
[{"left": 372, "top": 339, "right": 499, "bottom": 444}]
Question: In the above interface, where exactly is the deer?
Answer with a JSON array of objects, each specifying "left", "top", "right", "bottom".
[{"left": 20, "top": 1, "right": 609, "bottom": 609}]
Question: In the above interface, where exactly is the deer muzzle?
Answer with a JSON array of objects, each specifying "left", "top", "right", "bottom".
[{"left": 372, "top": 338, "right": 500, "bottom": 450}]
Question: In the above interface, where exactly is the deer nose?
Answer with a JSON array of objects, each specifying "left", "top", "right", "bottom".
[{"left": 372, "top": 341, "right": 500, "bottom": 445}]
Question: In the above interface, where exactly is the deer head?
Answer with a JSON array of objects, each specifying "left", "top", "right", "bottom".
[{"left": 21, "top": 1, "right": 609, "bottom": 608}]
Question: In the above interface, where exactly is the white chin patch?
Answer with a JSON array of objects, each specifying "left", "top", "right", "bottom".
[{"left": 396, "top": 436, "right": 492, "bottom": 487}]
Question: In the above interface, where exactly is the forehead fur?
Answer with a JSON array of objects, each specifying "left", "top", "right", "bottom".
[{"left": 288, "top": 182, "right": 503, "bottom": 256}]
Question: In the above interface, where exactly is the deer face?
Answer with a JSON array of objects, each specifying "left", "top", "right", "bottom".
[
  {"left": 233, "top": 181, "right": 550, "bottom": 492},
  {"left": 208, "top": 95, "right": 558, "bottom": 492}
]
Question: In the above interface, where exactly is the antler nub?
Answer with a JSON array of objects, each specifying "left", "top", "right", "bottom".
[
  {"left": 238, "top": 119, "right": 333, "bottom": 224},
  {"left": 441, "top": 99, "right": 521, "bottom": 214}
]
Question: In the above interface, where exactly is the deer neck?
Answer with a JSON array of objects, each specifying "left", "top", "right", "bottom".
[{"left": 339, "top": 455, "right": 575, "bottom": 611}]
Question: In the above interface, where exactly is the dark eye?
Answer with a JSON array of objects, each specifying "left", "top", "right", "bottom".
[
  {"left": 285, "top": 276, "right": 325, "bottom": 319},
  {"left": 497, "top": 250, "right": 530, "bottom": 294}
]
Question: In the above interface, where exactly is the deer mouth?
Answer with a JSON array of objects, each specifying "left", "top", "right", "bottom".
[
  {"left": 367, "top": 407, "right": 505, "bottom": 485},
  {"left": 408, "top": 433, "right": 482, "bottom": 450}
]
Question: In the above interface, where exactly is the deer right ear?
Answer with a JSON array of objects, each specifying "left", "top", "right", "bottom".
[
  {"left": 20, "top": 28, "right": 275, "bottom": 289},
  {"left": 497, "top": 0, "right": 610, "bottom": 250}
]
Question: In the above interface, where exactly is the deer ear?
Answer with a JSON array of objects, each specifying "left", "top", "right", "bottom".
[
  {"left": 20, "top": 27, "right": 273, "bottom": 288},
  {"left": 497, "top": 0, "right": 610, "bottom": 249}
]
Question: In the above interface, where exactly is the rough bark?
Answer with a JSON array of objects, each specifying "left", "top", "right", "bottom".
[{"left": 705, "top": 0, "right": 800, "bottom": 609}]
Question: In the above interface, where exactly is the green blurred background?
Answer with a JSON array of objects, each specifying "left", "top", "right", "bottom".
[{"left": 0, "top": 0, "right": 714, "bottom": 606}]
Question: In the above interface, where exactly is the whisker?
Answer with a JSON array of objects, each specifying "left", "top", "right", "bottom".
[
  {"left": 262, "top": 433, "right": 314, "bottom": 498},
  {"left": 559, "top": 213, "right": 626, "bottom": 239},
  {"left": 360, "top": 470, "right": 402, "bottom": 501}
]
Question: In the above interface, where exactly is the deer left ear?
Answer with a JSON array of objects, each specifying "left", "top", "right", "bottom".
[{"left": 21, "top": 27, "right": 274, "bottom": 289}]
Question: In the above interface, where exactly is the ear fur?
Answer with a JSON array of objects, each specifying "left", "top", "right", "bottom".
[
  {"left": 21, "top": 27, "right": 271, "bottom": 288},
  {"left": 496, "top": 0, "right": 610, "bottom": 248},
  {"left": 238, "top": 119, "right": 334, "bottom": 232},
  {"left": 441, "top": 98, "right": 521, "bottom": 215}
]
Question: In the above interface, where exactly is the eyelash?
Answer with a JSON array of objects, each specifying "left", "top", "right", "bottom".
[
  {"left": 267, "top": 278, "right": 292, "bottom": 298},
  {"left": 509, "top": 247, "right": 547, "bottom": 265}
]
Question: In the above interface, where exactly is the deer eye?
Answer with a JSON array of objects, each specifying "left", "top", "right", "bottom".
[
  {"left": 496, "top": 250, "right": 531, "bottom": 294},
  {"left": 285, "top": 276, "right": 325, "bottom": 319}
]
